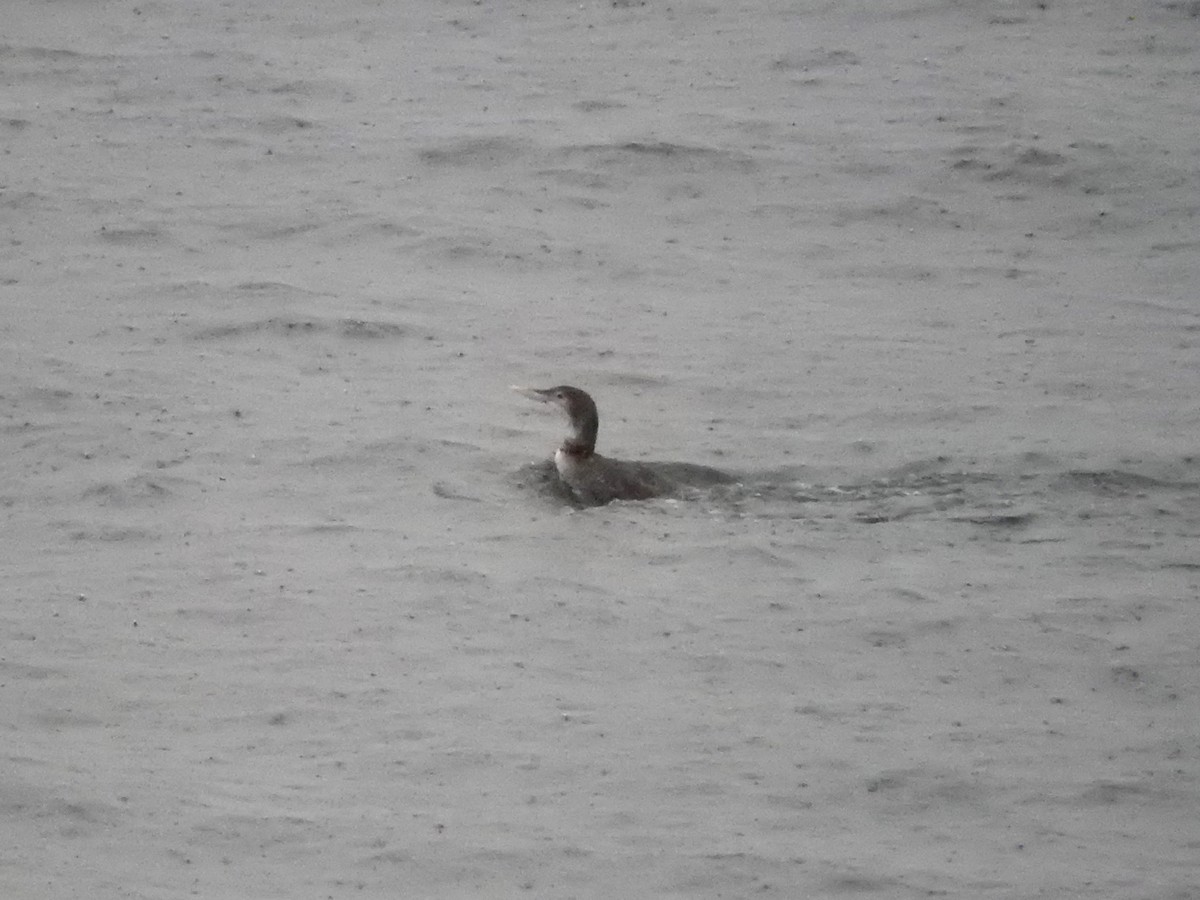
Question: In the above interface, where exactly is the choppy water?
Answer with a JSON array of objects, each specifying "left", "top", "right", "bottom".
[{"left": 516, "top": 454, "right": 1200, "bottom": 546}]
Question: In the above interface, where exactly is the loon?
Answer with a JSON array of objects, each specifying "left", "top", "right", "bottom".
[{"left": 512, "top": 384, "right": 734, "bottom": 506}]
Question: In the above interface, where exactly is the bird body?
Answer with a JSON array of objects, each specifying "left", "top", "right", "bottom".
[{"left": 513, "top": 384, "right": 731, "bottom": 506}]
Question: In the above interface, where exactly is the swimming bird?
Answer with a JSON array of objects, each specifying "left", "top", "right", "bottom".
[{"left": 512, "top": 384, "right": 733, "bottom": 506}]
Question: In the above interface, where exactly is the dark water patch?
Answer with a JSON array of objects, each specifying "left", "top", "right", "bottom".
[
  {"left": 98, "top": 225, "right": 169, "bottom": 246},
  {"left": 0, "top": 44, "right": 74, "bottom": 60},
  {"left": 951, "top": 512, "right": 1035, "bottom": 528},
  {"left": 234, "top": 280, "right": 307, "bottom": 293},
  {"left": 623, "top": 141, "right": 702, "bottom": 157},
  {"left": 6, "top": 386, "right": 75, "bottom": 412},
  {"left": 0, "top": 788, "right": 122, "bottom": 837},
  {"left": 82, "top": 475, "right": 178, "bottom": 507},
  {"left": 68, "top": 526, "right": 155, "bottom": 542},
  {"left": 340, "top": 318, "right": 409, "bottom": 339},
  {"left": 1054, "top": 469, "right": 1179, "bottom": 494},
  {"left": 772, "top": 49, "right": 861, "bottom": 71},
  {"left": 266, "top": 80, "right": 326, "bottom": 96},
  {"left": 1147, "top": 239, "right": 1200, "bottom": 255},
  {"left": 749, "top": 201, "right": 808, "bottom": 221},
  {"left": 864, "top": 630, "right": 907, "bottom": 649},
  {"left": 1159, "top": 1, "right": 1200, "bottom": 17},
  {"left": 395, "top": 563, "right": 489, "bottom": 587},
  {"left": 1015, "top": 148, "right": 1068, "bottom": 167},
  {"left": 345, "top": 219, "right": 423, "bottom": 241},
  {"left": 256, "top": 115, "right": 317, "bottom": 133},
  {"left": 0, "top": 661, "right": 66, "bottom": 680},
  {"left": 193, "top": 316, "right": 409, "bottom": 341},
  {"left": 537, "top": 167, "right": 614, "bottom": 191},
  {"left": 0, "top": 190, "right": 50, "bottom": 211},
  {"left": 194, "top": 318, "right": 320, "bottom": 339},
  {"left": 865, "top": 768, "right": 991, "bottom": 813},
  {"left": 432, "top": 481, "right": 482, "bottom": 502},
  {"left": 238, "top": 220, "right": 323, "bottom": 241},
  {"left": 0, "top": 44, "right": 116, "bottom": 63},
  {"left": 556, "top": 140, "right": 755, "bottom": 175},
  {"left": 564, "top": 195, "right": 610, "bottom": 210},
  {"left": 573, "top": 98, "right": 626, "bottom": 112},
  {"left": 300, "top": 522, "right": 361, "bottom": 534},
  {"left": 1110, "top": 664, "right": 1145, "bottom": 688},
  {"left": 831, "top": 194, "right": 960, "bottom": 229},
  {"left": 418, "top": 136, "right": 524, "bottom": 168},
  {"left": 818, "top": 871, "right": 907, "bottom": 895},
  {"left": 1078, "top": 780, "right": 1165, "bottom": 805},
  {"left": 832, "top": 160, "right": 894, "bottom": 179},
  {"left": 949, "top": 142, "right": 1082, "bottom": 188},
  {"left": 892, "top": 588, "right": 933, "bottom": 604},
  {"left": 33, "top": 709, "right": 107, "bottom": 729}
]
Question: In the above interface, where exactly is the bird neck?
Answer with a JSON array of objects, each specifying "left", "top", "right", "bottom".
[
  {"left": 560, "top": 437, "right": 594, "bottom": 459},
  {"left": 562, "top": 409, "right": 598, "bottom": 458}
]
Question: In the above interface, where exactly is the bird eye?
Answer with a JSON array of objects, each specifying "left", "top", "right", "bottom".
[{"left": 555, "top": 391, "right": 564, "bottom": 399}]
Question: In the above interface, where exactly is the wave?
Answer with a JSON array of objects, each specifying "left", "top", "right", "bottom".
[{"left": 512, "top": 453, "right": 1200, "bottom": 525}]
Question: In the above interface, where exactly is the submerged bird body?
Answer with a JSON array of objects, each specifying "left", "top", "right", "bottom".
[
  {"left": 513, "top": 384, "right": 732, "bottom": 506},
  {"left": 555, "top": 444, "right": 672, "bottom": 507}
]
